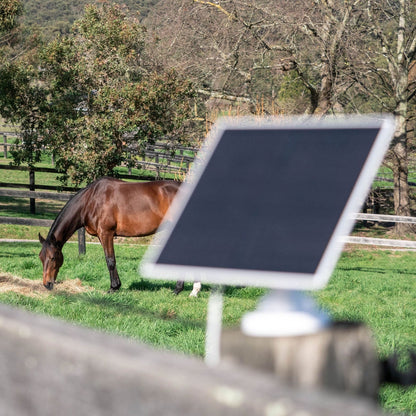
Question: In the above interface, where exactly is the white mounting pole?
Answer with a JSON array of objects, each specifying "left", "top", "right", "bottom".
[{"left": 204, "top": 285, "right": 225, "bottom": 367}]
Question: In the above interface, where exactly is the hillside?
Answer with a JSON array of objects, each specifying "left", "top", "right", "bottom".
[{"left": 21, "top": 0, "right": 160, "bottom": 39}]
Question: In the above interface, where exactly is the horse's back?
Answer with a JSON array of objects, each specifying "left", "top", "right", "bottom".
[
  {"left": 83, "top": 178, "right": 180, "bottom": 237},
  {"left": 115, "top": 179, "right": 180, "bottom": 206},
  {"left": 88, "top": 177, "right": 179, "bottom": 200}
]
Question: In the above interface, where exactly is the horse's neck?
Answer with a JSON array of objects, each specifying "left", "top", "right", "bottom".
[{"left": 50, "top": 197, "right": 84, "bottom": 246}]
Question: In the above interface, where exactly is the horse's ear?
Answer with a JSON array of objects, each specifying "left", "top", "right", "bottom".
[
  {"left": 50, "top": 233, "right": 57, "bottom": 246},
  {"left": 49, "top": 233, "right": 62, "bottom": 249},
  {"left": 39, "top": 233, "right": 46, "bottom": 244}
]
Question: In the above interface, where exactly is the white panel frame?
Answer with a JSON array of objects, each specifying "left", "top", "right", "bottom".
[{"left": 141, "top": 115, "right": 395, "bottom": 290}]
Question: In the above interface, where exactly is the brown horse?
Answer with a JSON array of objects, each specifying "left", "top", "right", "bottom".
[{"left": 39, "top": 177, "right": 181, "bottom": 292}]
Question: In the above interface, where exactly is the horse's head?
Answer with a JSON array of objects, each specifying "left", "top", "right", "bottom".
[{"left": 38, "top": 233, "right": 64, "bottom": 290}]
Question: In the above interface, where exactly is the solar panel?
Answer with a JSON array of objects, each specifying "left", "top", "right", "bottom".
[{"left": 142, "top": 116, "right": 395, "bottom": 290}]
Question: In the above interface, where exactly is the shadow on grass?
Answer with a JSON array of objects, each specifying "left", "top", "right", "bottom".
[
  {"left": 0, "top": 244, "right": 42, "bottom": 262},
  {"left": 0, "top": 250, "right": 39, "bottom": 260},
  {"left": 129, "top": 279, "right": 180, "bottom": 292},
  {"left": 130, "top": 279, "right": 266, "bottom": 300},
  {"left": 57, "top": 290, "right": 207, "bottom": 330},
  {"left": 337, "top": 266, "right": 416, "bottom": 276}
]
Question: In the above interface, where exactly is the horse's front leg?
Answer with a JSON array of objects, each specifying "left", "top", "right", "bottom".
[{"left": 100, "top": 232, "right": 121, "bottom": 292}]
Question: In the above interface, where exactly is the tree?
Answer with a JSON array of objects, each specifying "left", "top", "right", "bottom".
[
  {"left": 356, "top": 0, "right": 416, "bottom": 234},
  {"left": 1, "top": 3, "right": 198, "bottom": 185},
  {"left": 0, "top": 0, "right": 22, "bottom": 33},
  {"left": 0, "top": 63, "right": 48, "bottom": 167},
  {"left": 0, "top": 0, "right": 23, "bottom": 64},
  {"left": 145, "top": 0, "right": 364, "bottom": 115},
  {"left": 147, "top": 0, "right": 416, "bottom": 231},
  {"left": 0, "top": 0, "right": 46, "bottom": 168}
]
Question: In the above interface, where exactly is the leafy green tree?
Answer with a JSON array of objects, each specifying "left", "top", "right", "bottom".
[
  {"left": 0, "top": 0, "right": 47, "bottom": 168},
  {"left": 0, "top": 0, "right": 23, "bottom": 64},
  {"left": 0, "top": 63, "right": 48, "bottom": 167},
  {"left": 0, "top": 0, "right": 22, "bottom": 33},
  {"left": 2, "top": 3, "right": 197, "bottom": 185}
]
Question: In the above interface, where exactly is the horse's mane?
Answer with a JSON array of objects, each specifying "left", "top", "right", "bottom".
[{"left": 47, "top": 180, "right": 98, "bottom": 241}]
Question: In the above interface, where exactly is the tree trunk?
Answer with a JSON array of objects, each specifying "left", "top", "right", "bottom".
[
  {"left": 392, "top": 0, "right": 412, "bottom": 236},
  {"left": 392, "top": 128, "right": 411, "bottom": 235},
  {"left": 315, "top": 60, "right": 333, "bottom": 114},
  {"left": 391, "top": 116, "right": 413, "bottom": 235}
]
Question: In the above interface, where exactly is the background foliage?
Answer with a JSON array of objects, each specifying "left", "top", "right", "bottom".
[
  {"left": 1, "top": 3, "right": 199, "bottom": 185},
  {"left": 21, "top": 0, "right": 159, "bottom": 40}
]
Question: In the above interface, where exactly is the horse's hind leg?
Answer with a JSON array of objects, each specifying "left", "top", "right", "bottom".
[
  {"left": 189, "top": 281, "right": 201, "bottom": 298},
  {"left": 100, "top": 232, "right": 121, "bottom": 292},
  {"left": 174, "top": 281, "right": 201, "bottom": 297},
  {"left": 173, "top": 280, "right": 184, "bottom": 295}
]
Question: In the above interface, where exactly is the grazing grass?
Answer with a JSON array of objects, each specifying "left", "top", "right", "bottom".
[{"left": 0, "top": 241, "right": 264, "bottom": 356}]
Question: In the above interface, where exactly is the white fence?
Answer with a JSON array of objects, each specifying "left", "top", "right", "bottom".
[{"left": 346, "top": 213, "right": 416, "bottom": 249}]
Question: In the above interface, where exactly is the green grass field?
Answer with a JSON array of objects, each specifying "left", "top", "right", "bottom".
[
  {"left": 1, "top": 236, "right": 416, "bottom": 413},
  {"left": 316, "top": 249, "right": 416, "bottom": 415},
  {"left": 2, "top": 158, "right": 416, "bottom": 414},
  {"left": 0, "top": 240, "right": 265, "bottom": 357}
]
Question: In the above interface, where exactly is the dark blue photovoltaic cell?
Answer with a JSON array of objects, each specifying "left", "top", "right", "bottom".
[{"left": 155, "top": 128, "right": 379, "bottom": 276}]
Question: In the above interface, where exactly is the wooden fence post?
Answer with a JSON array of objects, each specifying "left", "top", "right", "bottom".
[
  {"left": 155, "top": 153, "right": 160, "bottom": 179},
  {"left": 29, "top": 169, "right": 36, "bottom": 215},
  {"left": 3, "top": 134, "right": 7, "bottom": 159},
  {"left": 78, "top": 227, "right": 86, "bottom": 255}
]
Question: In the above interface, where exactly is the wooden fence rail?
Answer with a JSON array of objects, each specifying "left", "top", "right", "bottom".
[
  {"left": 1, "top": 152, "right": 415, "bottom": 251},
  {"left": 0, "top": 188, "right": 73, "bottom": 201},
  {"left": 0, "top": 158, "right": 187, "bottom": 254},
  {"left": 0, "top": 186, "right": 85, "bottom": 253},
  {"left": 0, "top": 132, "right": 197, "bottom": 177}
]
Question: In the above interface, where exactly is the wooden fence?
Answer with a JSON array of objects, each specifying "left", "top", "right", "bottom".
[
  {"left": 0, "top": 132, "right": 198, "bottom": 177},
  {"left": 0, "top": 190, "right": 86, "bottom": 254},
  {"left": 1, "top": 191, "right": 416, "bottom": 252},
  {"left": 1, "top": 134, "right": 416, "bottom": 251},
  {"left": 0, "top": 131, "right": 19, "bottom": 160},
  {"left": 0, "top": 131, "right": 197, "bottom": 253},
  {"left": 0, "top": 163, "right": 175, "bottom": 253}
]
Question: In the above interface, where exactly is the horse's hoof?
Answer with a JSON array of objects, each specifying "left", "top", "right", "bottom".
[{"left": 189, "top": 292, "right": 198, "bottom": 298}]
